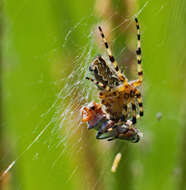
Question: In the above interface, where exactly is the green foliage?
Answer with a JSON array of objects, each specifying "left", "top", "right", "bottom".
[{"left": 2, "top": 0, "right": 186, "bottom": 189}]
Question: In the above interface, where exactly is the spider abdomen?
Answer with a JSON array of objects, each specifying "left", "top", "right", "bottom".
[{"left": 90, "top": 56, "right": 121, "bottom": 88}]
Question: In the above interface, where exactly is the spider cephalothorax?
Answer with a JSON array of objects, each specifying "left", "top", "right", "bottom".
[
  {"left": 81, "top": 102, "right": 143, "bottom": 142},
  {"left": 86, "top": 18, "right": 144, "bottom": 125}
]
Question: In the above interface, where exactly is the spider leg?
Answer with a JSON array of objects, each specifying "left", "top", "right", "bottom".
[
  {"left": 98, "top": 26, "right": 128, "bottom": 85},
  {"left": 131, "top": 99, "right": 137, "bottom": 124},
  {"left": 135, "top": 89, "right": 144, "bottom": 117},
  {"left": 85, "top": 77, "right": 111, "bottom": 91},
  {"left": 132, "top": 18, "right": 143, "bottom": 87}
]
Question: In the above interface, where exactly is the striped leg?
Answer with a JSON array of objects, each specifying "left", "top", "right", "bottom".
[
  {"left": 85, "top": 77, "right": 111, "bottom": 91},
  {"left": 135, "top": 88, "right": 144, "bottom": 117},
  {"left": 132, "top": 18, "right": 143, "bottom": 87},
  {"left": 98, "top": 26, "right": 128, "bottom": 85},
  {"left": 131, "top": 99, "right": 137, "bottom": 124}
]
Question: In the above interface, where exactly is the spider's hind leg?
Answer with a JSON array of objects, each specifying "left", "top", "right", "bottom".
[{"left": 98, "top": 26, "right": 128, "bottom": 85}]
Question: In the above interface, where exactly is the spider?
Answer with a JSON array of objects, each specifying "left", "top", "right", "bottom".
[
  {"left": 86, "top": 18, "right": 144, "bottom": 126},
  {"left": 81, "top": 102, "right": 142, "bottom": 142}
]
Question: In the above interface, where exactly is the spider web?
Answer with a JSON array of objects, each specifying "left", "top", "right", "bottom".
[{"left": 1, "top": 1, "right": 161, "bottom": 189}]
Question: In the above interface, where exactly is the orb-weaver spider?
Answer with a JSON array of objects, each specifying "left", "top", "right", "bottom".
[{"left": 86, "top": 18, "right": 144, "bottom": 126}]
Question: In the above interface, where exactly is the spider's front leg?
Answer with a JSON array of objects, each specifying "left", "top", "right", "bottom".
[
  {"left": 131, "top": 18, "right": 143, "bottom": 88},
  {"left": 98, "top": 26, "right": 128, "bottom": 85}
]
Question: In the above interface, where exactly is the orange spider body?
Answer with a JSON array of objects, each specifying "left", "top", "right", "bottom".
[
  {"left": 86, "top": 18, "right": 144, "bottom": 125},
  {"left": 99, "top": 83, "right": 138, "bottom": 121}
]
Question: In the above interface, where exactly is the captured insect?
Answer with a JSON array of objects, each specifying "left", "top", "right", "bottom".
[{"left": 81, "top": 102, "right": 143, "bottom": 142}]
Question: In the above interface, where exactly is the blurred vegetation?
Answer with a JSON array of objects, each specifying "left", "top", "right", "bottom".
[{"left": 1, "top": 0, "right": 186, "bottom": 189}]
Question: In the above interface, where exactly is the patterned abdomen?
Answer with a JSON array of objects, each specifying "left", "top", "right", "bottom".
[{"left": 89, "top": 56, "right": 120, "bottom": 89}]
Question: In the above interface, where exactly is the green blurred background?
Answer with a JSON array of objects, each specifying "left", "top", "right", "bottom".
[{"left": 1, "top": 0, "right": 186, "bottom": 189}]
